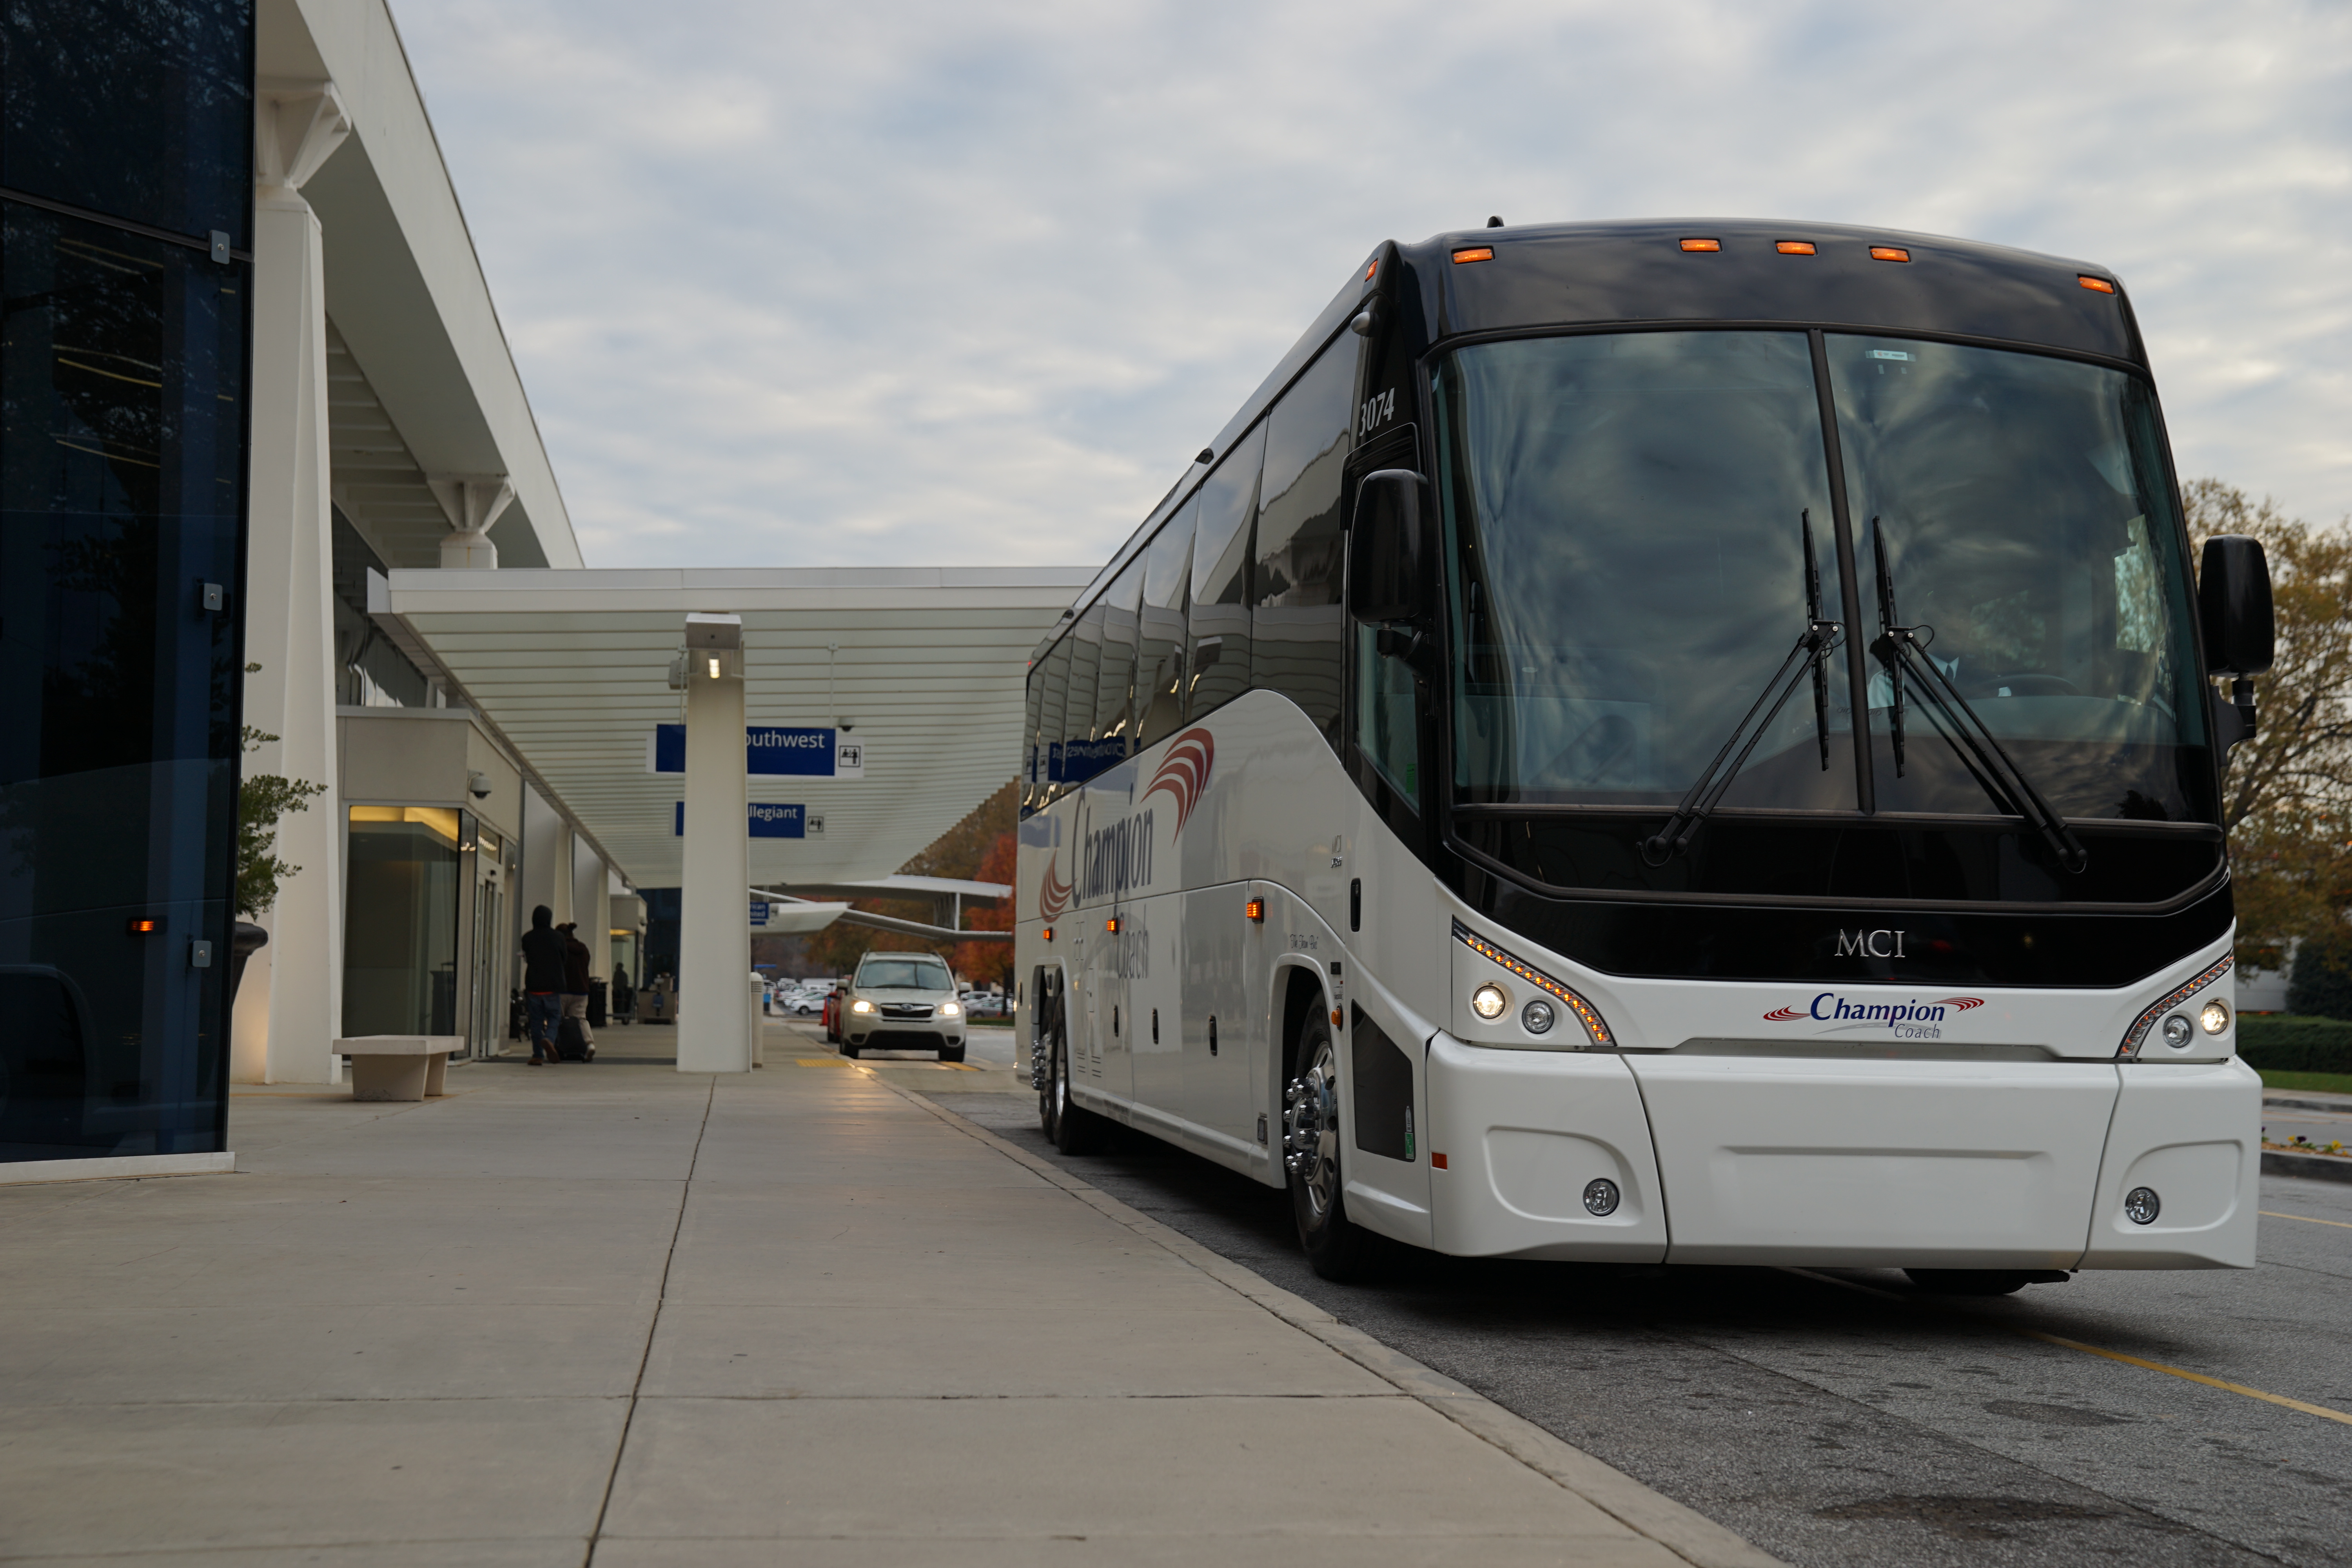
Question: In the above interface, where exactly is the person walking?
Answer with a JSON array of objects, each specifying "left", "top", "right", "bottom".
[
  {"left": 559, "top": 921, "right": 595, "bottom": 1059},
  {"left": 519, "top": 906, "right": 567, "bottom": 1066}
]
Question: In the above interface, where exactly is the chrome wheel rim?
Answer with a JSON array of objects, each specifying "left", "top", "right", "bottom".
[{"left": 1282, "top": 1035, "right": 1340, "bottom": 1227}]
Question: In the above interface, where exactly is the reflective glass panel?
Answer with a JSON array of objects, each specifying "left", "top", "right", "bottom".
[
  {"left": 1137, "top": 503, "right": 1194, "bottom": 748},
  {"left": 343, "top": 808, "right": 463, "bottom": 1037},
  {"left": 1254, "top": 345, "right": 1354, "bottom": 745},
  {"left": 1435, "top": 331, "right": 1851, "bottom": 808},
  {"left": 1188, "top": 424, "right": 1263, "bottom": 719},
  {"left": 1828, "top": 335, "right": 2211, "bottom": 820}
]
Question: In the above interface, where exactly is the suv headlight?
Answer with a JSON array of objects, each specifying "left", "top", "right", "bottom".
[
  {"left": 940, "top": 1001, "right": 961, "bottom": 1016},
  {"left": 851, "top": 999, "right": 875, "bottom": 1014}
]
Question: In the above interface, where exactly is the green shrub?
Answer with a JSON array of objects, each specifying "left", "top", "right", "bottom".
[
  {"left": 2236, "top": 1015, "right": 2352, "bottom": 1075},
  {"left": 2285, "top": 926, "right": 2352, "bottom": 1020}
]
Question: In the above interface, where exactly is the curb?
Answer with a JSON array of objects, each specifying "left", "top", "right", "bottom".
[
  {"left": 2263, "top": 1094, "right": 2352, "bottom": 1114},
  {"left": 2263, "top": 1149, "right": 2352, "bottom": 1184},
  {"left": 870, "top": 1072, "right": 1786, "bottom": 1568}
]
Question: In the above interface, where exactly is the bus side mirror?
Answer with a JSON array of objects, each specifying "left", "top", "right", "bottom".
[
  {"left": 1350, "top": 469, "right": 1430, "bottom": 624},
  {"left": 2200, "top": 534, "right": 2273, "bottom": 753},
  {"left": 2199, "top": 534, "right": 2274, "bottom": 676}
]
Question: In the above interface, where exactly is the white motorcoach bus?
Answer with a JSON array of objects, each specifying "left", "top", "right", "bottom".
[{"left": 1014, "top": 220, "right": 2275, "bottom": 1292}]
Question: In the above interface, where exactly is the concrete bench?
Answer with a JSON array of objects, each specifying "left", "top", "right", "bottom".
[{"left": 335, "top": 1036, "right": 464, "bottom": 1102}]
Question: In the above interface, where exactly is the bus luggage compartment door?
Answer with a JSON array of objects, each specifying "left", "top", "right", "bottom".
[
  {"left": 1628, "top": 1055, "right": 2116, "bottom": 1269},
  {"left": 1426, "top": 1033, "right": 1666, "bottom": 1262}
]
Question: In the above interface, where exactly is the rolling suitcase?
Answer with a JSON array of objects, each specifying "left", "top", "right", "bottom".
[{"left": 555, "top": 1014, "right": 594, "bottom": 1062}]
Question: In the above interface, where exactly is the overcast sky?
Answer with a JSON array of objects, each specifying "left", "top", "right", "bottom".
[{"left": 391, "top": 0, "right": 2351, "bottom": 572}]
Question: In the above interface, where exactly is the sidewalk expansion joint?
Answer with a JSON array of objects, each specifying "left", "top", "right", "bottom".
[{"left": 866, "top": 1072, "right": 1786, "bottom": 1568}]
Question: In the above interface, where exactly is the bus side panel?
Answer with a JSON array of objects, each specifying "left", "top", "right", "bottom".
[
  {"left": 1177, "top": 883, "right": 1265, "bottom": 1176},
  {"left": 1126, "top": 889, "right": 1184, "bottom": 1131}
]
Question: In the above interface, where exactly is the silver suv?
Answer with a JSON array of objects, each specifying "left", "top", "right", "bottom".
[{"left": 839, "top": 952, "right": 965, "bottom": 1061}]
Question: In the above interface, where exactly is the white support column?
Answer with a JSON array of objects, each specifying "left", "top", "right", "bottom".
[
  {"left": 427, "top": 475, "right": 515, "bottom": 569},
  {"left": 233, "top": 81, "right": 352, "bottom": 1085},
  {"left": 678, "top": 615, "right": 750, "bottom": 1073}
]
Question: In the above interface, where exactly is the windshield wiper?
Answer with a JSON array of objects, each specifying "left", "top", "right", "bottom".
[
  {"left": 1869, "top": 517, "right": 2089, "bottom": 874},
  {"left": 1642, "top": 514, "right": 1843, "bottom": 866}
]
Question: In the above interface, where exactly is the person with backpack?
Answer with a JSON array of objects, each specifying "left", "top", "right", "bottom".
[
  {"left": 519, "top": 906, "right": 567, "bottom": 1066},
  {"left": 559, "top": 921, "right": 596, "bottom": 1059}
]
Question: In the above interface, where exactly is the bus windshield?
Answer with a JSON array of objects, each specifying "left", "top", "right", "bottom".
[{"left": 1434, "top": 330, "right": 2211, "bottom": 822}]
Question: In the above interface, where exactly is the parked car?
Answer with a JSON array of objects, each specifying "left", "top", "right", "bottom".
[
  {"left": 837, "top": 952, "right": 965, "bottom": 1061},
  {"left": 960, "top": 989, "right": 1006, "bottom": 1019}
]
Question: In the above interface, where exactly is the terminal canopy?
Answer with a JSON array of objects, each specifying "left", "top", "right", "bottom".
[{"left": 374, "top": 566, "right": 1089, "bottom": 888}]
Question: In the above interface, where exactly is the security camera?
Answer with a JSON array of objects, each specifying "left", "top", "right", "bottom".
[
  {"left": 838, "top": 719, "right": 855, "bottom": 732},
  {"left": 467, "top": 769, "right": 493, "bottom": 800}
]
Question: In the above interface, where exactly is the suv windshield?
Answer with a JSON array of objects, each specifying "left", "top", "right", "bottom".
[
  {"left": 1434, "top": 330, "right": 2210, "bottom": 822},
  {"left": 857, "top": 958, "right": 952, "bottom": 991}
]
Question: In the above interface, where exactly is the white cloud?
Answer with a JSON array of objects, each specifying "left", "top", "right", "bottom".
[{"left": 392, "top": 0, "right": 2352, "bottom": 568}]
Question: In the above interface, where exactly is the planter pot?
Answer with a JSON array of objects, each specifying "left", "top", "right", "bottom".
[{"left": 228, "top": 922, "right": 269, "bottom": 1006}]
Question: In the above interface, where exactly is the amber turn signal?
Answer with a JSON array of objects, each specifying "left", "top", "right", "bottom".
[
  {"left": 1679, "top": 237, "right": 1721, "bottom": 252},
  {"left": 1244, "top": 898, "right": 1265, "bottom": 923},
  {"left": 1776, "top": 240, "right": 1816, "bottom": 255},
  {"left": 1869, "top": 246, "right": 1911, "bottom": 263},
  {"left": 2079, "top": 275, "right": 2116, "bottom": 294},
  {"left": 1451, "top": 246, "right": 1493, "bottom": 264},
  {"left": 125, "top": 916, "right": 162, "bottom": 935},
  {"left": 1330, "top": 1008, "right": 1343, "bottom": 1027}
]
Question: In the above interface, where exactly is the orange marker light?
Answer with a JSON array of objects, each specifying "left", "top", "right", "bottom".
[
  {"left": 1776, "top": 240, "right": 1817, "bottom": 255},
  {"left": 1680, "top": 238, "right": 1721, "bottom": 252},
  {"left": 1331, "top": 1008, "right": 1343, "bottom": 1027},
  {"left": 1244, "top": 898, "right": 1265, "bottom": 923},
  {"left": 1451, "top": 246, "right": 1493, "bottom": 264},
  {"left": 1870, "top": 246, "right": 1911, "bottom": 263},
  {"left": 1105, "top": 916, "right": 1120, "bottom": 935},
  {"left": 2079, "top": 275, "right": 2116, "bottom": 294},
  {"left": 125, "top": 917, "right": 161, "bottom": 935},
  {"left": 1040, "top": 926, "right": 1054, "bottom": 943},
  {"left": 1431, "top": 1152, "right": 1449, "bottom": 1170},
  {"left": 1365, "top": 260, "right": 1376, "bottom": 280}
]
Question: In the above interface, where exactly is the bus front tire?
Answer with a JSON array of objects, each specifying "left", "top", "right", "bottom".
[{"left": 1285, "top": 1016, "right": 1376, "bottom": 1281}]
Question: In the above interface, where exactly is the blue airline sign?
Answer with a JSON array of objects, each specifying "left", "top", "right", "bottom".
[
  {"left": 648, "top": 725, "right": 863, "bottom": 778},
  {"left": 675, "top": 802, "right": 806, "bottom": 838}
]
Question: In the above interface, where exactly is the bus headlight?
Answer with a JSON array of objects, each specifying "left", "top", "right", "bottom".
[
  {"left": 1470, "top": 984, "right": 1508, "bottom": 1020},
  {"left": 2199, "top": 1000, "right": 2230, "bottom": 1034},
  {"left": 2161, "top": 1014, "right": 2192, "bottom": 1048},
  {"left": 1522, "top": 999, "right": 1555, "bottom": 1034}
]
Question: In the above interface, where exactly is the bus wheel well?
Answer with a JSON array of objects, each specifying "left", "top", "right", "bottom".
[{"left": 1280, "top": 965, "right": 1326, "bottom": 1074}]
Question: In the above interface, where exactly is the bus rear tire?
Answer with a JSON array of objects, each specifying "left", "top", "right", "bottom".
[
  {"left": 1285, "top": 1016, "right": 1376, "bottom": 1282},
  {"left": 1044, "top": 1033, "right": 1103, "bottom": 1154},
  {"left": 1904, "top": 1268, "right": 2039, "bottom": 1296}
]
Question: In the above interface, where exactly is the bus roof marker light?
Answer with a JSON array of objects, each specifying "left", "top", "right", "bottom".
[
  {"left": 2080, "top": 275, "right": 2116, "bottom": 294},
  {"left": 1452, "top": 919, "right": 1614, "bottom": 1047},
  {"left": 1452, "top": 246, "right": 1493, "bottom": 264},
  {"left": 1679, "top": 238, "right": 1721, "bottom": 252},
  {"left": 1776, "top": 240, "right": 1817, "bottom": 255},
  {"left": 1870, "top": 246, "right": 1911, "bottom": 263}
]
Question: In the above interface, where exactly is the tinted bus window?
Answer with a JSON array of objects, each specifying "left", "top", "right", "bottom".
[
  {"left": 1254, "top": 343, "right": 1356, "bottom": 746},
  {"left": 1138, "top": 501, "right": 1195, "bottom": 748},
  {"left": 1096, "top": 559, "right": 1145, "bottom": 757},
  {"left": 1022, "top": 653, "right": 1045, "bottom": 808},
  {"left": 1188, "top": 424, "right": 1264, "bottom": 720},
  {"left": 1064, "top": 595, "right": 1108, "bottom": 785},
  {"left": 1037, "top": 635, "right": 1072, "bottom": 800}
]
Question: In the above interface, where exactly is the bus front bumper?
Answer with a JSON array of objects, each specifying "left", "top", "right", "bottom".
[{"left": 1424, "top": 1037, "right": 2259, "bottom": 1270}]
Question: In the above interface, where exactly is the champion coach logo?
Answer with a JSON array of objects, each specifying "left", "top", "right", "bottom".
[
  {"left": 1142, "top": 728, "right": 1215, "bottom": 835},
  {"left": 1767, "top": 994, "right": 1986, "bottom": 1027}
]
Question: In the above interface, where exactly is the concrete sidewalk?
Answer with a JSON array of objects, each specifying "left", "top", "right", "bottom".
[{"left": 0, "top": 1031, "right": 1777, "bottom": 1566}]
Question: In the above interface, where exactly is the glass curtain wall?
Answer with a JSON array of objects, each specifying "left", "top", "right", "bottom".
[{"left": 0, "top": 1, "right": 254, "bottom": 1161}]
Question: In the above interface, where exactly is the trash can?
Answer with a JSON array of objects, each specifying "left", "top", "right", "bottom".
[{"left": 588, "top": 978, "right": 608, "bottom": 1028}]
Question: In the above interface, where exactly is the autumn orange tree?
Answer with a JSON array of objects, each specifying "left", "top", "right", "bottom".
[{"left": 2185, "top": 480, "right": 2352, "bottom": 972}]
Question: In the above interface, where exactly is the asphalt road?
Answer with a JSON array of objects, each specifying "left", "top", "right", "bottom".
[{"left": 913, "top": 1077, "right": 2352, "bottom": 1568}]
